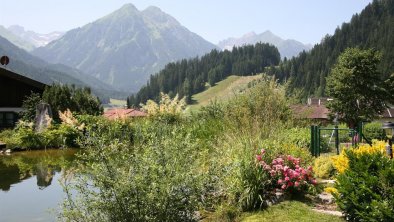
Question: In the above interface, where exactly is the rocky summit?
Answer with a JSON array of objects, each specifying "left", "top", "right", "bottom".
[{"left": 33, "top": 4, "right": 217, "bottom": 92}]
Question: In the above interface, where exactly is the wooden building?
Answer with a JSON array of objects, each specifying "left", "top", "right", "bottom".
[{"left": 0, "top": 68, "right": 47, "bottom": 128}]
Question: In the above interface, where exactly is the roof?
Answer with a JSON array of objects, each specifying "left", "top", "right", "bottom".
[
  {"left": 382, "top": 108, "right": 394, "bottom": 118},
  {"left": 0, "top": 67, "right": 47, "bottom": 90},
  {"left": 291, "top": 104, "right": 330, "bottom": 119},
  {"left": 103, "top": 108, "right": 147, "bottom": 120}
]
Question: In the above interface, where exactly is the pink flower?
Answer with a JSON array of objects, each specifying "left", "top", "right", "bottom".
[
  {"left": 283, "top": 166, "right": 289, "bottom": 172},
  {"left": 307, "top": 166, "right": 313, "bottom": 171},
  {"left": 256, "top": 155, "right": 262, "bottom": 161},
  {"left": 260, "top": 148, "right": 266, "bottom": 155},
  {"left": 295, "top": 181, "right": 300, "bottom": 187},
  {"left": 287, "top": 181, "right": 293, "bottom": 187},
  {"left": 285, "top": 177, "right": 290, "bottom": 182},
  {"left": 281, "top": 184, "right": 287, "bottom": 190},
  {"left": 310, "top": 179, "right": 317, "bottom": 185},
  {"left": 277, "top": 179, "right": 283, "bottom": 184}
]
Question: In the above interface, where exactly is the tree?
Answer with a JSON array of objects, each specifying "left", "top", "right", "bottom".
[
  {"left": 42, "top": 84, "right": 102, "bottom": 122},
  {"left": 326, "top": 48, "right": 390, "bottom": 128},
  {"left": 20, "top": 92, "right": 42, "bottom": 122}
]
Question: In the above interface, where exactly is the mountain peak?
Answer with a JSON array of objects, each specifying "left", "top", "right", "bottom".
[
  {"left": 143, "top": 6, "right": 163, "bottom": 13},
  {"left": 142, "top": 5, "right": 180, "bottom": 27},
  {"left": 119, "top": 3, "right": 138, "bottom": 12},
  {"left": 242, "top": 32, "right": 257, "bottom": 38}
]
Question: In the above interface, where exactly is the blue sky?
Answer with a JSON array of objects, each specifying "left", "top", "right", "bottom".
[{"left": 0, "top": 0, "right": 372, "bottom": 44}]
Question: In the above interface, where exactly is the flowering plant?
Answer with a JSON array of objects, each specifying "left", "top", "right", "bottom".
[{"left": 256, "top": 148, "right": 317, "bottom": 194}]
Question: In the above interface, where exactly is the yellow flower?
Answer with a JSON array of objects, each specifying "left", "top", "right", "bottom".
[
  {"left": 324, "top": 187, "right": 339, "bottom": 195},
  {"left": 331, "top": 140, "right": 390, "bottom": 174}
]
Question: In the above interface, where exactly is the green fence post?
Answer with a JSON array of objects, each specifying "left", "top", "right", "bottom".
[
  {"left": 316, "top": 126, "right": 320, "bottom": 157},
  {"left": 358, "top": 122, "right": 363, "bottom": 144},
  {"left": 335, "top": 125, "right": 339, "bottom": 155},
  {"left": 310, "top": 125, "right": 315, "bottom": 156}
]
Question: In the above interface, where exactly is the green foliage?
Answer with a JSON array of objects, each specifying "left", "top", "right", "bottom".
[
  {"left": 62, "top": 119, "right": 207, "bottom": 222},
  {"left": 313, "top": 155, "right": 335, "bottom": 179},
  {"left": 20, "top": 92, "right": 42, "bottom": 122},
  {"left": 0, "top": 118, "right": 82, "bottom": 150},
  {"left": 222, "top": 76, "right": 291, "bottom": 138},
  {"left": 334, "top": 150, "right": 394, "bottom": 221},
  {"left": 326, "top": 48, "right": 389, "bottom": 128},
  {"left": 42, "top": 84, "right": 102, "bottom": 121},
  {"left": 363, "top": 122, "right": 386, "bottom": 141}
]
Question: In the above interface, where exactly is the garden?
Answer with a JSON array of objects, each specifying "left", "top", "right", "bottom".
[{"left": 1, "top": 75, "right": 392, "bottom": 222}]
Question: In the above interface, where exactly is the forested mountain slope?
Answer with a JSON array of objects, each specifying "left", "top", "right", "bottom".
[
  {"left": 268, "top": 0, "right": 394, "bottom": 98},
  {"left": 128, "top": 43, "right": 280, "bottom": 106}
]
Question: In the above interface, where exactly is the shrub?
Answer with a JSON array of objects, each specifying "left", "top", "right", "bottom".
[
  {"left": 333, "top": 150, "right": 394, "bottom": 221},
  {"left": 363, "top": 122, "right": 386, "bottom": 141},
  {"left": 313, "top": 155, "right": 335, "bottom": 179},
  {"left": 256, "top": 148, "right": 317, "bottom": 196},
  {"left": 61, "top": 119, "right": 208, "bottom": 221}
]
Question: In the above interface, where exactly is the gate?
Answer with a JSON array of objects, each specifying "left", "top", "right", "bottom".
[{"left": 310, "top": 123, "right": 363, "bottom": 157}]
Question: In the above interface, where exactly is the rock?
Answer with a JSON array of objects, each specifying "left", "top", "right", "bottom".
[
  {"left": 5, "top": 149, "right": 11, "bottom": 153},
  {"left": 318, "top": 192, "right": 334, "bottom": 204}
]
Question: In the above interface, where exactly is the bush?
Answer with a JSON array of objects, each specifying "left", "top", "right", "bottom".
[
  {"left": 61, "top": 120, "right": 206, "bottom": 222},
  {"left": 313, "top": 155, "right": 335, "bottom": 179},
  {"left": 332, "top": 141, "right": 394, "bottom": 221},
  {"left": 256, "top": 148, "right": 317, "bottom": 196},
  {"left": 363, "top": 122, "right": 386, "bottom": 141}
]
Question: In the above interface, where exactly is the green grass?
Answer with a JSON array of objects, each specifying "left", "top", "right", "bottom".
[
  {"left": 109, "top": 98, "right": 127, "bottom": 106},
  {"left": 187, "top": 74, "right": 262, "bottom": 112},
  {"left": 241, "top": 201, "right": 344, "bottom": 222}
]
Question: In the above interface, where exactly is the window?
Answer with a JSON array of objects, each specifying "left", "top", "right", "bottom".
[{"left": 0, "top": 112, "right": 17, "bottom": 128}]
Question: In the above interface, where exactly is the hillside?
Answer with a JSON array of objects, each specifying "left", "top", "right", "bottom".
[
  {"left": 268, "top": 0, "right": 394, "bottom": 98},
  {"left": 0, "top": 35, "right": 125, "bottom": 101},
  {"left": 218, "top": 31, "right": 312, "bottom": 59},
  {"left": 33, "top": 4, "right": 218, "bottom": 92},
  {"left": 127, "top": 43, "right": 280, "bottom": 107},
  {"left": 187, "top": 75, "right": 262, "bottom": 112}
]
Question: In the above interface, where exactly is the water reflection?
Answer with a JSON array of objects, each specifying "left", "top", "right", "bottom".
[
  {"left": 0, "top": 149, "right": 76, "bottom": 191},
  {"left": 0, "top": 149, "right": 77, "bottom": 222}
]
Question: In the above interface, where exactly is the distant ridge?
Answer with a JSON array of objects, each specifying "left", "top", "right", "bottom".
[
  {"left": 33, "top": 3, "right": 218, "bottom": 92},
  {"left": 218, "top": 31, "right": 312, "bottom": 59}
]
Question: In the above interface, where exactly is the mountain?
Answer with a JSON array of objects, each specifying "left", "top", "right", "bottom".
[
  {"left": 0, "top": 25, "right": 35, "bottom": 51},
  {"left": 32, "top": 4, "right": 218, "bottom": 92},
  {"left": 218, "top": 31, "right": 312, "bottom": 59},
  {"left": 7, "top": 25, "right": 64, "bottom": 48},
  {"left": 268, "top": 0, "right": 394, "bottom": 98},
  {"left": 0, "top": 35, "right": 125, "bottom": 101}
]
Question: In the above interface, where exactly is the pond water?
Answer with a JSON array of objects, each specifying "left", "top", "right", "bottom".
[{"left": 0, "top": 149, "right": 77, "bottom": 222}]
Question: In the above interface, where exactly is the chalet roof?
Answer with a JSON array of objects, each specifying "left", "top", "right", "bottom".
[
  {"left": 291, "top": 104, "right": 329, "bottom": 119},
  {"left": 103, "top": 108, "right": 147, "bottom": 120},
  {"left": 0, "top": 67, "right": 47, "bottom": 90}
]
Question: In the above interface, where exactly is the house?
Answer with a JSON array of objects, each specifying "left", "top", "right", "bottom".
[
  {"left": 103, "top": 108, "right": 147, "bottom": 120},
  {"left": 291, "top": 98, "right": 331, "bottom": 123},
  {"left": 292, "top": 97, "right": 394, "bottom": 123},
  {"left": 0, "top": 67, "right": 47, "bottom": 128}
]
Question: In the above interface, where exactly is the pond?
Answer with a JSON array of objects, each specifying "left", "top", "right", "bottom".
[{"left": 0, "top": 149, "right": 77, "bottom": 222}]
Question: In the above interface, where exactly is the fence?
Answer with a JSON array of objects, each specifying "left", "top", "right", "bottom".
[{"left": 310, "top": 123, "right": 363, "bottom": 157}]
